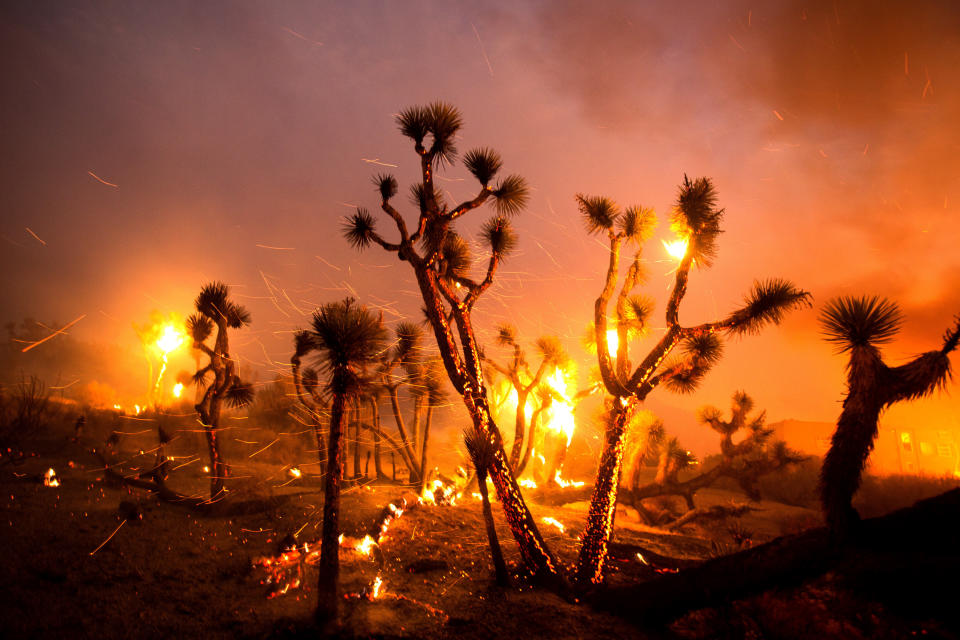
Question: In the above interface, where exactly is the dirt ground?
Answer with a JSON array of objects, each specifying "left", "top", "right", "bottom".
[{"left": 1, "top": 422, "right": 955, "bottom": 639}]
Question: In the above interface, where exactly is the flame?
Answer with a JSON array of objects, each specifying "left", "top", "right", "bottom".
[
  {"left": 288, "top": 467, "right": 302, "bottom": 479},
  {"left": 553, "top": 471, "right": 585, "bottom": 488},
  {"left": 606, "top": 328, "right": 619, "bottom": 359},
  {"left": 172, "top": 383, "right": 184, "bottom": 398},
  {"left": 134, "top": 404, "right": 142, "bottom": 415},
  {"left": 541, "top": 368, "right": 576, "bottom": 447},
  {"left": 662, "top": 238, "right": 688, "bottom": 260},
  {"left": 203, "top": 465, "right": 210, "bottom": 473},
  {"left": 356, "top": 534, "right": 376, "bottom": 556},
  {"left": 43, "top": 468, "right": 59, "bottom": 487},
  {"left": 156, "top": 324, "right": 185, "bottom": 355},
  {"left": 113, "top": 404, "right": 122, "bottom": 411},
  {"left": 519, "top": 478, "right": 538, "bottom": 489},
  {"left": 541, "top": 516, "right": 565, "bottom": 533},
  {"left": 370, "top": 574, "right": 383, "bottom": 599}
]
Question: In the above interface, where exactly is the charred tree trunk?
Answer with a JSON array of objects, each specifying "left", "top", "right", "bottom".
[
  {"left": 593, "top": 488, "right": 960, "bottom": 626},
  {"left": 419, "top": 404, "right": 433, "bottom": 490},
  {"left": 575, "top": 399, "right": 633, "bottom": 584},
  {"left": 316, "top": 392, "right": 347, "bottom": 624}
]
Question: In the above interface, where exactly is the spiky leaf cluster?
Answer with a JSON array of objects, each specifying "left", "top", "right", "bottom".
[
  {"left": 194, "top": 281, "right": 251, "bottom": 328},
  {"left": 396, "top": 102, "right": 463, "bottom": 166},
  {"left": 225, "top": 380, "right": 255, "bottom": 408},
  {"left": 187, "top": 313, "right": 213, "bottom": 343},
  {"left": 725, "top": 278, "right": 813, "bottom": 336},
  {"left": 535, "top": 335, "right": 569, "bottom": 368},
  {"left": 576, "top": 194, "right": 619, "bottom": 234},
  {"left": 495, "top": 324, "right": 519, "bottom": 348},
  {"left": 441, "top": 233, "right": 472, "bottom": 280},
  {"left": 492, "top": 174, "right": 529, "bottom": 216},
  {"left": 343, "top": 208, "right": 377, "bottom": 249},
  {"left": 663, "top": 334, "right": 723, "bottom": 394},
  {"left": 671, "top": 176, "right": 724, "bottom": 267},
  {"left": 463, "top": 428, "right": 498, "bottom": 475},
  {"left": 480, "top": 216, "right": 517, "bottom": 257},
  {"left": 374, "top": 173, "right": 398, "bottom": 200},
  {"left": 819, "top": 295, "right": 903, "bottom": 353},
  {"left": 618, "top": 206, "right": 657, "bottom": 244},
  {"left": 464, "top": 147, "right": 502, "bottom": 187},
  {"left": 310, "top": 298, "right": 388, "bottom": 371}
]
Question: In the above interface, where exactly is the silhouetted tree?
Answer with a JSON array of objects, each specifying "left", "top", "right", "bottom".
[
  {"left": 464, "top": 429, "right": 510, "bottom": 586},
  {"left": 576, "top": 177, "right": 811, "bottom": 584},
  {"left": 818, "top": 296, "right": 960, "bottom": 541},
  {"left": 343, "top": 102, "right": 561, "bottom": 581},
  {"left": 299, "top": 298, "right": 387, "bottom": 624},
  {"left": 616, "top": 392, "right": 805, "bottom": 527},
  {"left": 484, "top": 325, "right": 572, "bottom": 473},
  {"left": 186, "top": 282, "right": 254, "bottom": 500}
]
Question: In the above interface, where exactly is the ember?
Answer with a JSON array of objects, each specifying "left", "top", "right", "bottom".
[{"left": 43, "top": 468, "right": 59, "bottom": 487}]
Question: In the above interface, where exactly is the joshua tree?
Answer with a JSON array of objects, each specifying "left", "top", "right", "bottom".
[
  {"left": 576, "top": 177, "right": 811, "bottom": 584},
  {"left": 484, "top": 325, "right": 571, "bottom": 472},
  {"left": 818, "top": 296, "right": 960, "bottom": 541},
  {"left": 464, "top": 429, "right": 510, "bottom": 586},
  {"left": 343, "top": 102, "right": 562, "bottom": 580},
  {"left": 298, "top": 298, "right": 387, "bottom": 624},
  {"left": 186, "top": 282, "right": 254, "bottom": 500},
  {"left": 612, "top": 392, "right": 804, "bottom": 527}
]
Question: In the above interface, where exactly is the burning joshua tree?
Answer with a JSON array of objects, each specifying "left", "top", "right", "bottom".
[
  {"left": 818, "top": 296, "right": 960, "bottom": 541},
  {"left": 343, "top": 102, "right": 562, "bottom": 581},
  {"left": 575, "top": 177, "right": 811, "bottom": 584},
  {"left": 297, "top": 297, "right": 387, "bottom": 624},
  {"left": 186, "top": 282, "right": 254, "bottom": 500}
]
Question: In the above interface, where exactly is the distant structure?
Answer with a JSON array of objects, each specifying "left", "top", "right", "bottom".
[{"left": 771, "top": 418, "right": 960, "bottom": 477}]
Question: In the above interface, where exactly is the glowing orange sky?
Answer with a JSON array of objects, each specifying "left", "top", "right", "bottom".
[{"left": 1, "top": 1, "right": 958, "bottom": 451}]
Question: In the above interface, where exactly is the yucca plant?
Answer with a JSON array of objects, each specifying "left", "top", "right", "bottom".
[
  {"left": 818, "top": 296, "right": 960, "bottom": 541},
  {"left": 484, "top": 326, "right": 574, "bottom": 473},
  {"left": 343, "top": 102, "right": 563, "bottom": 582},
  {"left": 464, "top": 429, "right": 510, "bottom": 586},
  {"left": 296, "top": 298, "right": 387, "bottom": 624},
  {"left": 576, "top": 177, "right": 811, "bottom": 585},
  {"left": 186, "top": 281, "right": 254, "bottom": 500}
]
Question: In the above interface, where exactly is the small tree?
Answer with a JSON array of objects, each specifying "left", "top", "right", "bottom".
[
  {"left": 483, "top": 325, "right": 572, "bottom": 473},
  {"left": 818, "top": 296, "right": 960, "bottom": 541},
  {"left": 464, "top": 429, "right": 510, "bottom": 586},
  {"left": 618, "top": 392, "right": 805, "bottom": 527},
  {"left": 576, "top": 177, "right": 811, "bottom": 584},
  {"left": 299, "top": 298, "right": 387, "bottom": 624},
  {"left": 186, "top": 282, "right": 254, "bottom": 500},
  {"left": 343, "top": 102, "right": 561, "bottom": 580}
]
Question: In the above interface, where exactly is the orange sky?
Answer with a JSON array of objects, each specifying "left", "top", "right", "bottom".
[{"left": 2, "top": 0, "right": 958, "bottom": 453}]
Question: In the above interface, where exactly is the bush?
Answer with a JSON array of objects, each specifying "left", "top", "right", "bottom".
[{"left": 0, "top": 374, "right": 53, "bottom": 447}]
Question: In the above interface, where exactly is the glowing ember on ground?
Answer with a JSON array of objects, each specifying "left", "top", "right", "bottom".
[
  {"left": 43, "top": 468, "right": 59, "bottom": 487},
  {"left": 636, "top": 552, "right": 649, "bottom": 565},
  {"left": 288, "top": 467, "right": 301, "bottom": 479},
  {"left": 553, "top": 471, "right": 585, "bottom": 488},
  {"left": 662, "top": 237, "right": 688, "bottom": 260},
  {"left": 370, "top": 574, "right": 383, "bottom": 599},
  {"left": 541, "top": 516, "right": 565, "bottom": 533},
  {"left": 203, "top": 465, "right": 210, "bottom": 473},
  {"left": 356, "top": 534, "right": 376, "bottom": 556},
  {"left": 420, "top": 478, "right": 459, "bottom": 505}
]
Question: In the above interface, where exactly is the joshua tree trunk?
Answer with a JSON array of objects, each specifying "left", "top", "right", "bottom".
[
  {"left": 575, "top": 399, "right": 634, "bottom": 583},
  {"left": 199, "top": 399, "right": 227, "bottom": 499},
  {"left": 317, "top": 391, "right": 347, "bottom": 623},
  {"left": 478, "top": 467, "right": 509, "bottom": 586},
  {"left": 368, "top": 397, "right": 384, "bottom": 480},
  {"left": 419, "top": 404, "right": 433, "bottom": 489}
]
